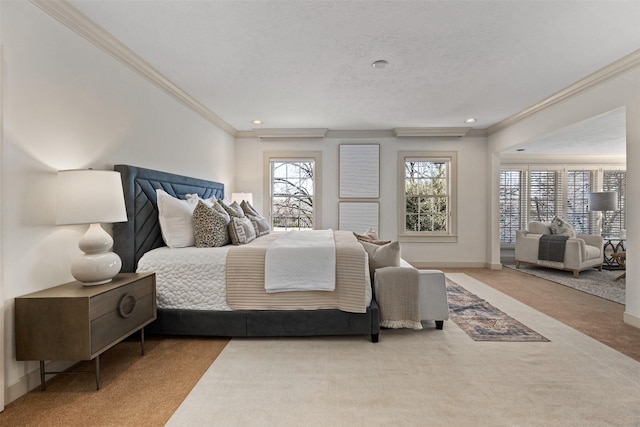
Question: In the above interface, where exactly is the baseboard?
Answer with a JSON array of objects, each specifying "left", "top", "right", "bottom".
[
  {"left": 623, "top": 311, "right": 640, "bottom": 329},
  {"left": 5, "top": 360, "right": 74, "bottom": 405},
  {"left": 411, "top": 261, "right": 486, "bottom": 269}
]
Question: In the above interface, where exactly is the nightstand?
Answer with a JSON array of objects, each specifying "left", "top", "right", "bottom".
[{"left": 15, "top": 272, "right": 156, "bottom": 390}]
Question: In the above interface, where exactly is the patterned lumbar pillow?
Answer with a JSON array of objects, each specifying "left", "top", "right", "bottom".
[
  {"left": 228, "top": 216, "right": 257, "bottom": 245},
  {"left": 192, "top": 201, "right": 230, "bottom": 247},
  {"left": 550, "top": 216, "right": 576, "bottom": 237},
  {"left": 240, "top": 200, "right": 270, "bottom": 237}
]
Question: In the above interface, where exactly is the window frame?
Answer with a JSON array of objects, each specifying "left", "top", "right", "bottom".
[
  {"left": 397, "top": 151, "right": 457, "bottom": 243},
  {"left": 263, "top": 151, "right": 323, "bottom": 230}
]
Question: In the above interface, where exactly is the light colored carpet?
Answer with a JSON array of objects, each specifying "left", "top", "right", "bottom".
[
  {"left": 167, "top": 273, "right": 640, "bottom": 426},
  {"left": 505, "top": 264, "right": 625, "bottom": 304}
]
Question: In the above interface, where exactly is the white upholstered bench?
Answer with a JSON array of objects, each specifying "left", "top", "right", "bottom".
[{"left": 374, "top": 260, "right": 449, "bottom": 329}]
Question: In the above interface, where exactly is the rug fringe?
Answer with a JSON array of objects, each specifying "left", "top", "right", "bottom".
[{"left": 380, "top": 320, "right": 423, "bottom": 330}]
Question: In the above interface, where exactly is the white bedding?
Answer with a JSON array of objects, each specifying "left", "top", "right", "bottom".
[
  {"left": 137, "top": 246, "right": 233, "bottom": 311},
  {"left": 137, "top": 238, "right": 372, "bottom": 311},
  {"left": 265, "top": 230, "right": 336, "bottom": 293}
]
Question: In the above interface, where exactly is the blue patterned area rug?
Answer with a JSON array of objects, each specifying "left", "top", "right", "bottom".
[{"left": 446, "top": 279, "right": 550, "bottom": 342}]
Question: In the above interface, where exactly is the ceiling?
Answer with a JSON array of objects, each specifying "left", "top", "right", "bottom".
[{"left": 65, "top": 0, "right": 639, "bottom": 153}]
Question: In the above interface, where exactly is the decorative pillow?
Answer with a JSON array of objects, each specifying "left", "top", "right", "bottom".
[
  {"left": 218, "top": 199, "right": 244, "bottom": 218},
  {"left": 246, "top": 213, "right": 271, "bottom": 237},
  {"left": 192, "top": 201, "right": 230, "bottom": 247},
  {"left": 528, "top": 221, "right": 552, "bottom": 235},
  {"left": 353, "top": 232, "right": 390, "bottom": 246},
  {"left": 156, "top": 189, "right": 198, "bottom": 248},
  {"left": 359, "top": 240, "right": 401, "bottom": 276},
  {"left": 186, "top": 193, "right": 216, "bottom": 207},
  {"left": 550, "top": 216, "right": 576, "bottom": 237},
  {"left": 228, "top": 216, "right": 256, "bottom": 245},
  {"left": 212, "top": 202, "right": 231, "bottom": 223},
  {"left": 241, "top": 200, "right": 260, "bottom": 217}
]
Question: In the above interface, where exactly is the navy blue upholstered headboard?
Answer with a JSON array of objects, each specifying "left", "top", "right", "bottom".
[{"left": 113, "top": 164, "right": 225, "bottom": 273}]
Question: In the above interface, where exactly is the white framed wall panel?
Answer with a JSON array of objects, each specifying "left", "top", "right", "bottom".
[
  {"left": 339, "top": 202, "right": 379, "bottom": 234},
  {"left": 339, "top": 144, "right": 379, "bottom": 198}
]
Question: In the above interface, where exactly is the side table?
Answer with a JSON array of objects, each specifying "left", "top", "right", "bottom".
[
  {"left": 15, "top": 272, "right": 156, "bottom": 390},
  {"left": 602, "top": 238, "right": 626, "bottom": 270},
  {"left": 611, "top": 252, "right": 626, "bottom": 281}
]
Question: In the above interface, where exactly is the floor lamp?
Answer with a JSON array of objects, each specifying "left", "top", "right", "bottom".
[{"left": 588, "top": 191, "right": 618, "bottom": 237}]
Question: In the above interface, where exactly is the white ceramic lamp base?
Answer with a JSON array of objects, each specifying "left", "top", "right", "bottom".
[{"left": 71, "top": 223, "right": 122, "bottom": 286}]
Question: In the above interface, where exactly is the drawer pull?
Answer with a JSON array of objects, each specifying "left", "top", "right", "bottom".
[{"left": 118, "top": 293, "right": 137, "bottom": 318}]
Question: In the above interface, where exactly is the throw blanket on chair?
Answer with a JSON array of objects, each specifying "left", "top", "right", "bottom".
[
  {"left": 376, "top": 266, "right": 422, "bottom": 330},
  {"left": 538, "top": 234, "right": 569, "bottom": 263},
  {"left": 265, "top": 229, "right": 336, "bottom": 293}
]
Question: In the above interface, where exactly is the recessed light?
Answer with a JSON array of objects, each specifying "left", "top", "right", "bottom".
[
  {"left": 464, "top": 118, "right": 477, "bottom": 124},
  {"left": 372, "top": 60, "right": 388, "bottom": 69},
  {"left": 251, "top": 120, "right": 263, "bottom": 125}
]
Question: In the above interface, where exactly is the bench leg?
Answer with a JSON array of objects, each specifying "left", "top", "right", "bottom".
[{"left": 435, "top": 320, "right": 444, "bottom": 330}]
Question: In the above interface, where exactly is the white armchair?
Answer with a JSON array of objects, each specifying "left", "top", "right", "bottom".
[{"left": 515, "top": 222, "right": 604, "bottom": 278}]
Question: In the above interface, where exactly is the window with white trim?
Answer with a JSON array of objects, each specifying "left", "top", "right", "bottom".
[
  {"left": 499, "top": 165, "right": 626, "bottom": 244},
  {"left": 398, "top": 151, "right": 457, "bottom": 242},
  {"left": 264, "top": 152, "right": 322, "bottom": 230}
]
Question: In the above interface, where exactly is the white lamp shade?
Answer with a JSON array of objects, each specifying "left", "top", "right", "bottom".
[
  {"left": 588, "top": 192, "right": 618, "bottom": 212},
  {"left": 56, "top": 169, "right": 128, "bottom": 225},
  {"left": 231, "top": 192, "right": 253, "bottom": 205}
]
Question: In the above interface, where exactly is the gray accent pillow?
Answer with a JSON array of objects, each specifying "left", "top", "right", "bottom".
[
  {"left": 192, "top": 201, "right": 230, "bottom": 247},
  {"left": 228, "top": 216, "right": 257, "bottom": 245},
  {"left": 550, "top": 216, "right": 576, "bottom": 237},
  {"left": 241, "top": 200, "right": 261, "bottom": 217},
  {"left": 246, "top": 213, "right": 271, "bottom": 237},
  {"left": 218, "top": 199, "right": 244, "bottom": 218},
  {"left": 212, "top": 202, "right": 231, "bottom": 223}
]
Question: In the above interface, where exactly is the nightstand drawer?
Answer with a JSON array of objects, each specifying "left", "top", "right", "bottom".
[
  {"left": 90, "top": 275, "right": 154, "bottom": 320},
  {"left": 91, "top": 292, "right": 155, "bottom": 355}
]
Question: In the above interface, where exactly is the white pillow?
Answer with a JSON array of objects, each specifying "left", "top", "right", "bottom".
[
  {"left": 185, "top": 193, "right": 216, "bottom": 207},
  {"left": 156, "top": 189, "right": 198, "bottom": 248}
]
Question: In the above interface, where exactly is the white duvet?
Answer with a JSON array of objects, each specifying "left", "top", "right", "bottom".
[
  {"left": 137, "top": 246, "right": 233, "bottom": 311},
  {"left": 137, "top": 240, "right": 372, "bottom": 311}
]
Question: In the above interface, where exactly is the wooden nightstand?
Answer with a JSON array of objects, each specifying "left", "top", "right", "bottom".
[{"left": 15, "top": 272, "right": 156, "bottom": 390}]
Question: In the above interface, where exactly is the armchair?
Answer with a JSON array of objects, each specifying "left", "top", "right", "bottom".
[{"left": 515, "top": 222, "right": 604, "bottom": 278}]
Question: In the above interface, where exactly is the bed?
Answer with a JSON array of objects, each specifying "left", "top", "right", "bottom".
[{"left": 113, "top": 164, "right": 380, "bottom": 342}]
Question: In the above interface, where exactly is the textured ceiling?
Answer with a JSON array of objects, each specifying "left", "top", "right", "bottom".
[{"left": 66, "top": 0, "right": 639, "bottom": 153}]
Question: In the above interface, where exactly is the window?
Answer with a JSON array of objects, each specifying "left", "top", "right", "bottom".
[
  {"left": 499, "top": 165, "right": 626, "bottom": 244},
  {"left": 499, "top": 169, "right": 526, "bottom": 244},
  {"left": 398, "top": 151, "right": 457, "bottom": 242},
  {"left": 602, "top": 169, "right": 627, "bottom": 238},
  {"left": 264, "top": 152, "right": 322, "bottom": 230},
  {"left": 566, "top": 170, "right": 593, "bottom": 235}
]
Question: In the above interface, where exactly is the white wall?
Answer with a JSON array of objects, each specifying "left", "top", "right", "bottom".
[
  {"left": 488, "top": 67, "right": 640, "bottom": 328},
  {"left": 1, "top": 1, "right": 234, "bottom": 404},
  {"left": 235, "top": 135, "right": 489, "bottom": 267}
]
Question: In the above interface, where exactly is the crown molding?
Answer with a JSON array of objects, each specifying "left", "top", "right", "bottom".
[
  {"left": 393, "top": 127, "right": 471, "bottom": 137},
  {"left": 488, "top": 49, "right": 640, "bottom": 136},
  {"left": 30, "top": 0, "right": 237, "bottom": 137},
  {"left": 253, "top": 128, "right": 328, "bottom": 140}
]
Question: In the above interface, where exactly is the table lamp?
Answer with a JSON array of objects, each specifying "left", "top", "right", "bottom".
[
  {"left": 588, "top": 191, "right": 618, "bottom": 236},
  {"left": 56, "top": 169, "right": 128, "bottom": 285}
]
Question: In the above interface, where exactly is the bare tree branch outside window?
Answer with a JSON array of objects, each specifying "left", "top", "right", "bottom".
[
  {"left": 271, "top": 161, "right": 314, "bottom": 230},
  {"left": 404, "top": 160, "right": 448, "bottom": 232}
]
